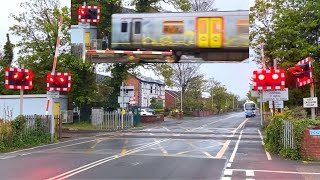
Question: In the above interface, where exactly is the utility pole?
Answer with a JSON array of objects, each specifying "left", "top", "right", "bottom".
[
  {"left": 272, "top": 58, "right": 277, "bottom": 116},
  {"left": 81, "top": 2, "right": 87, "bottom": 63},
  {"left": 20, "top": 64, "right": 24, "bottom": 115},
  {"left": 260, "top": 43, "right": 265, "bottom": 127},
  {"left": 211, "top": 87, "right": 214, "bottom": 111},
  {"left": 121, "top": 82, "right": 124, "bottom": 129}
]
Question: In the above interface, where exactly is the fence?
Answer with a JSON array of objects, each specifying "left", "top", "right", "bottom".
[
  {"left": 91, "top": 109, "right": 133, "bottom": 130},
  {"left": 282, "top": 120, "right": 295, "bottom": 149},
  {"left": 0, "top": 115, "right": 52, "bottom": 151}
]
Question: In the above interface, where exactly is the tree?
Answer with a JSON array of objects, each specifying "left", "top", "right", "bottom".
[
  {"left": 150, "top": 97, "right": 164, "bottom": 109},
  {"left": 3, "top": 34, "right": 14, "bottom": 67},
  {"left": 183, "top": 74, "right": 207, "bottom": 111},
  {"left": 189, "top": 0, "right": 217, "bottom": 11},
  {"left": 9, "top": 0, "right": 71, "bottom": 94},
  {"left": 168, "top": 63, "right": 201, "bottom": 111}
]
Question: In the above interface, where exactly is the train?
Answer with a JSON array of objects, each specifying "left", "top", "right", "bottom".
[{"left": 111, "top": 10, "right": 249, "bottom": 62}]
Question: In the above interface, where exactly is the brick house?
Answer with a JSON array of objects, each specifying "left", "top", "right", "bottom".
[
  {"left": 124, "top": 74, "right": 165, "bottom": 108},
  {"left": 165, "top": 90, "right": 180, "bottom": 110}
]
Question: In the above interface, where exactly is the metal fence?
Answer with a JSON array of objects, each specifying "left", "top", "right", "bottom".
[
  {"left": 282, "top": 120, "right": 295, "bottom": 149},
  {"left": 61, "top": 110, "right": 74, "bottom": 124},
  {"left": 91, "top": 109, "right": 133, "bottom": 130}
]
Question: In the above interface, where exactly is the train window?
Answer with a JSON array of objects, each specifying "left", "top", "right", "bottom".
[
  {"left": 134, "top": 21, "right": 141, "bottom": 34},
  {"left": 199, "top": 20, "right": 207, "bottom": 34},
  {"left": 212, "top": 21, "right": 221, "bottom": 34},
  {"left": 121, "top": 22, "right": 128, "bottom": 33},
  {"left": 237, "top": 20, "right": 249, "bottom": 35},
  {"left": 163, "top": 21, "right": 184, "bottom": 34}
]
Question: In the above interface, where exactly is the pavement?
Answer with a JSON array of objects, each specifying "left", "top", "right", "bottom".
[{"left": 0, "top": 112, "right": 319, "bottom": 180}]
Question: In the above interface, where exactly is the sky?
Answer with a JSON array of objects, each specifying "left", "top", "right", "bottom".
[{"left": 0, "top": 0, "right": 258, "bottom": 100}]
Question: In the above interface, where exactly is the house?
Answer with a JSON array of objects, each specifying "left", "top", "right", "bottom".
[
  {"left": 124, "top": 74, "right": 165, "bottom": 108},
  {"left": 165, "top": 90, "right": 180, "bottom": 110}
]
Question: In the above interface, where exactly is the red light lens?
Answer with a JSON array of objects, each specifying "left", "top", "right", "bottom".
[
  {"left": 258, "top": 74, "right": 265, "bottom": 80},
  {"left": 13, "top": 72, "right": 21, "bottom": 79},
  {"left": 58, "top": 77, "right": 66, "bottom": 83},
  {"left": 79, "top": 8, "right": 86, "bottom": 15},
  {"left": 272, "top": 74, "right": 279, "bottom": 80}
]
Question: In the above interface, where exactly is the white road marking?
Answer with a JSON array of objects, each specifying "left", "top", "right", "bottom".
[
  {"left": 191, "top": 115, "right": 239, "bottom": 131},
  {"left": 224, "top": 169, "right": 233, "bottom": 176},
  {"left": 220, "top": 177, "right": 232, "bottom": 180},
  {"left": 229, "top": 168, "right": 320, "bottom": 175},
  {"left": 227, "top": 163, "right": 232, "bottom": 168},
  {"left": 162, "top": 126, "right": 170, "bottom": 131},
  {"left": 246, "top": 170, "right": 255, "bottom": 177},
  {"left": 46, "top": 139, "right": 168, "bottom": 180},
  {"left": 229, "top": 129, "right": 243, "bottom": 163},
  {"left": 258, "top": 129, "right": 272, "bottom": 160}
]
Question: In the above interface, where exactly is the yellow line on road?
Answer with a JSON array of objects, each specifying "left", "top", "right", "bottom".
[
  {"left": 232, "top": 118, "right": 249, "bottom": 134},
  {"left": 215, "top": 140, "right": 231, "bottom": 158},
  {"left": 85, "top": 139, "right": 103, "bottom": 154},
  {"left": 154, "top": 138, "right": 168, "bottom": 156},
  {"left": 121, "top": 139, "right": 129, "bottom": 155},
  {"left": 186, "top": 141, "right": 214, "bottom": 158}
]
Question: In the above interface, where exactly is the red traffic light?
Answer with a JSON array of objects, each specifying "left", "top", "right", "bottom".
[
  {"left": 13, "top": 72, "right": 22, "bottom": 79},
  {"left": 272, "top": 73, "right": 279, "bottom": 80},
  {"left": 252, "top": 69, "right": 285, "bottom": 90},
  {"left": 47, "top": 72, "right": 71, "bottom": 92},
  {"left": 5, "top": 67, "right": 33, "bottom": 90},
  {"left": 78, "top": 6, "right": 100, "bottom": 23},
  {"left": 78, "top": 8, "right": 87, "bottom": 15},
  {"left": 258, "top": 74, "right": 265, "bottom": 80}
]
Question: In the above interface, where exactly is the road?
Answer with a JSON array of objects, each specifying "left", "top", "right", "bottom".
[{"left": 0, "top": 112, "right": 319, "bottom": 180}]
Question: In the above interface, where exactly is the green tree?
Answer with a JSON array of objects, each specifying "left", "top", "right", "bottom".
[
  {"left": 184, "top": 75, "right": 207, "bottom": 112},
  {"left": 9, "top": 0, "right": 71, "bottom": 94},
  {"left": 150, "top": 97, "right": 164, "bottom": 109},
  {"left": 3, "top": 34, "right": 14, "bottom": 67}
]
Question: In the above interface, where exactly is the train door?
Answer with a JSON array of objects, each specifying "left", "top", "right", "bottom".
[
  {"left": 131, "top": 18, "right": 142, "bottom": 45},
  {"left": 197, "top": 17, "right": 223, "bottom": 48}
]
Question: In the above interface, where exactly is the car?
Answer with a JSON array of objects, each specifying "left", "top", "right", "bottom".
[
  {"left": 140, "top": 108, "right": 154, "bottom": 115},
  {"left": 245, "top": 110, "right": 255, "bottom": 118}
]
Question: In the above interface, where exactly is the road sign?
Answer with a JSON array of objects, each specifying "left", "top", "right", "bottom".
[
  {"left": 118, "top": 96, "right": 130, "bottom": 103},
  {"left": 262, "top": 88, "right": 289, "bottom": 101},
  {"left": 269, "top": 101, "right": 284, "bottom": 109},
  {"left": 303, "top": 97, "right": 318, "bottom": 108},
  {"left": 47, "top": 91, "right": 60, "bottom": 98},
  {"left": 310, "top": 130, "right": 320, "bottom": 136}
]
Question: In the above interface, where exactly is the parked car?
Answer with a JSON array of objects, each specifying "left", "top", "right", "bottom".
[
  {"left": 245, "top": 110, "right": 255, "bottom": 118},
  {"left": 140, "top": 108, "right": 154, "bottom": 115}
]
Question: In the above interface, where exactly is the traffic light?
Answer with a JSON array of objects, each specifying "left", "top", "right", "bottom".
[
  {"left": 78, "top": 6, "right": 100, "bottom": 23},
  {"left": 47, "top": 72, "right": 71, "bottom": 91},
  {"left": 5, "top": 67, "right": 33, "bottom": 90},
  {"left": 252, "top": 69, "right": 285, "bottom": 90},
  {"left": 287, "top": 57, "right": 313, "bottom": 87}
]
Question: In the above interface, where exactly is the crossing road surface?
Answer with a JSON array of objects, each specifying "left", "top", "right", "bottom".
[{"left": 0, "top": 112, "right": 319, "bottom": 179}]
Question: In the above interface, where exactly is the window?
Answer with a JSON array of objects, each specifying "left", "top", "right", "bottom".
[
  {"left": 199, "top": 20, "right": 207, "bottom": 34},
  {"left": 134, "top": 21, "right": 141, "bottom": 34},
  {"left": 121, "top": 22, "right": 127, "bottom": 32},
  {"left": 212, "top": 21, "right": 221, "bottom": 34},
  {"left": 163, "top": 21, "right": 184, "bottom": 34},
  {"left": 237, "top": 20, "right": 249, "bottom": 35}
]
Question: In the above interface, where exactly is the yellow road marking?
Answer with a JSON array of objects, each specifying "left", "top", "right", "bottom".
[
  {"left": 153, "top": 138, "right": 168, "bottom": 156},
  {"left": 215, "top": 140, "right": 231, "bottom": 158},
  {"left": 85, "top": 139, "right": 103, "bottom": 154},
  {"left": 120, "top": 139, "right": 129, "bottom": 155},
  {"left": 232, "top": 118, "right": 249, "bottom": 134},
  {"left": 186, "top": 141, "right": 214, "bottom": 158}
]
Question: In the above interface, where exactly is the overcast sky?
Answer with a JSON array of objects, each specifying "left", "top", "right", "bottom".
[{"left": 0, "top": 0, "right": 257, "bottom": 99}]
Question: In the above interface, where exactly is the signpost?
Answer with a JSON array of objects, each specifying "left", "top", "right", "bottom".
[
  {"left": 262, "top": 88, "right": 289, "bottom": 101},
  {"left": 269, "top": 101, "right": 284, "bottom": 109},
  {"left": 310, "top": 130, "right": 320, "bottom": 136},
  {"left": 47, "top": 91, "right": 60, "bottom": 98},
  {"left": 303, "top": 97, "right": 318, "bottom": 108}
]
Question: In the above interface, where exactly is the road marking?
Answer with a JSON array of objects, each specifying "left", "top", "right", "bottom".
[
  {"left": 85, "top": 139, "right": 103, "bottom": 154},
  {"left": 191, "top": 115, "right": 239, "bottom": 131},
  {"left": 229, "top": 168, "right": 320, "bottom": 175},
  {"left": 162, "top": 126, "right": 170, "bottom": 131},
  {"left": 246, "top": 170, "right": 255, "bottom": 176},
  {"left": 120, "top": 139, "right": 129, "bottom": 155},
  {"left": 227, "top": 163, "right": 231, "bottom": 168},
  {"left": 215, "top": 140, "right": 231, "bottom": 158},
  {"left": 176, "top": 151, "right": 190, "bottom": 155},
  {"left": 224, "top": 169, "right": 233, "bottom": 176},
  {"left": 232, "top": 118, "right": 249, "bottom": 135},
  {"left": 154, "top": 138, "right": 168, "bottom": 156},
  {"left": 258, "top": 129, "right": 272, "bottom": 160},
  {"left": 0, "top": 156, "right": 16, "bottom": 160},
  {"left": 246, "top": 179, "right": 255, "bottom": 180},
  {"left": 229, "top": 129, "right": 243, "bottom": 163},
  {"left": 46, "top": 139, "right": 169, "bottom": 180},
  {"left": 185, "top": 141, "right": 214, "bottom": 158}
]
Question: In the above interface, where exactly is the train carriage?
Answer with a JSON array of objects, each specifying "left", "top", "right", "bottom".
[{"left": 111, "top": 10, "right": 249, "bottom": 61}]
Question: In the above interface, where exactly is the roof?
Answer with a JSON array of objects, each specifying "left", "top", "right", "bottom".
[
  {"left": 95, "top": 73, "right": 110, "bottom": 82},
  {"left": 135, "top": 74, "right": 165, "bottom": 85},
  {"left": 166, "top": 90, "right": 180, "bottom": 98}
]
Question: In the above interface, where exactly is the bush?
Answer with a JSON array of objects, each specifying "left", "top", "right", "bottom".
[
  {"left": 264, "top": 107, "right": 320, "bottom": 160},
  {"left": 0, "top": 115, "right": 51, "bottom": 153},
  {"left": 154, "top": 109, "right": 164, "bottom": 114}
]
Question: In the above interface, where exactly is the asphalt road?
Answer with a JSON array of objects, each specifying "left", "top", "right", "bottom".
[{"left": 0, "top": 112, "right": 319, "bottom": 180}]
